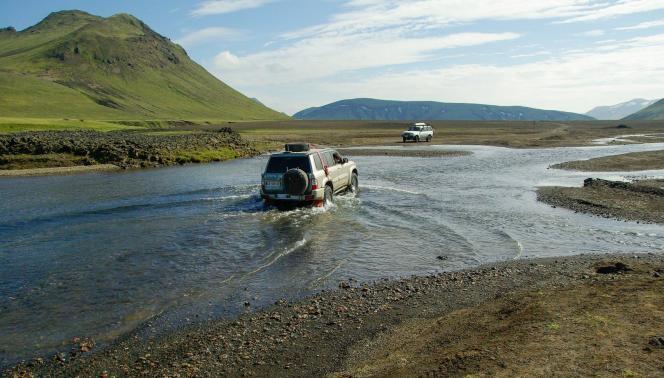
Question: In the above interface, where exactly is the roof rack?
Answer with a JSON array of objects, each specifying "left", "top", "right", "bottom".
[{"left": 284, "top": 143, "right": 310, "bottom": 152}]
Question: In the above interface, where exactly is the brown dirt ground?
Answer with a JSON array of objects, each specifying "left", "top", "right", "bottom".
[
  {"left": 334, "top": 261, "right": 664, "bottom": 377},
  {"left": 211, "top": 120, "right": 664, "bottom": 149},
  {"left": 538, "top": 179, "right": 664, "bottom": 224}
]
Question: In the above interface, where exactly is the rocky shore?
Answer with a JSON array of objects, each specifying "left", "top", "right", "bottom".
[
  {"left": 0, "top": 129, "right": 257, "bottom": 171},
  {"left": 5, "top": 253, "right": 664, "bottom": 377}
]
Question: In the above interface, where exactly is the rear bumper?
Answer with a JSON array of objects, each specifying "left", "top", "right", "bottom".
[{"left": 260, "top": 187, "right": 325, "bottom": 202}]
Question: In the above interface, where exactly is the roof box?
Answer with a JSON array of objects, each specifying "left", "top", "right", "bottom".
[{"left": 285, "top": 143, "right": 310, "bottom": 152}]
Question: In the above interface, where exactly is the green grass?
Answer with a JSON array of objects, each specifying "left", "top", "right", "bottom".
[
  {"left": 171, "top": 148, "right": 239, "bottom": 164},
  {"left": 142, "top": 130, "right": 199, "bottom": 136},
  {"left": 0, "top": 117, "right": 142, "bottom": 133},
  {"left": 626, "top": 99, "right": 664, "bottom": 120}
]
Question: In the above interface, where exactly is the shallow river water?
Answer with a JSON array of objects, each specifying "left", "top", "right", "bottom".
[{"left": 2, "top": 142, "right": 664, "bottom": 366}]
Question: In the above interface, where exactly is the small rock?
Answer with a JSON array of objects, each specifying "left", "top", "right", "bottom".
[
  {"left": 339, "top": 281, "right": 351, "bottom": 289},
  {"left": 596, "top": 262, "right": 631, "bottom": 274},
  {"left": 652, "top": 271, "right": 661, "bottom": 278},
  {"left": 648, "top": 336, "right": 664, "bottom": 348}
]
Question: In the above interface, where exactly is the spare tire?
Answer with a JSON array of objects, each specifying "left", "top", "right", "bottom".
[{"left": 283, "top": 168, "right": 309, "bottom": 195}]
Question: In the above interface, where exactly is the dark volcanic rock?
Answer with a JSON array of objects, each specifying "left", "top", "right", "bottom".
[{"left": 0, "top": 130, "right": 257, "bottom": 169}]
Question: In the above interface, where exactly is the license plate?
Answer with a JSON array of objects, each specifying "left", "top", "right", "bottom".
[{"left": 265, "top": 180, "right": 281, "bottom": 189}]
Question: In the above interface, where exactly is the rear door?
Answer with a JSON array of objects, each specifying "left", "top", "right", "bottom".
[
  {"left": 331, "top": 150, "right": 350, "bottom": 188},
  {"left": 322, "top": 151, "right": 342, "bottom": 191}
]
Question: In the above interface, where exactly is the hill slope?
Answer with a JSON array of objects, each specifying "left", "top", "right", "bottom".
[
  {"left": 586, "top": 98, "right": 659, "bottom": 120},
  {"left": 294, "top": 98, "right": 594, "bottom": 121},
  {"left": 0, "top": 10, "right": 286, "bottom": 120},
  {"left": 623, "top": 99, "right": 664, "bottom": 120}
]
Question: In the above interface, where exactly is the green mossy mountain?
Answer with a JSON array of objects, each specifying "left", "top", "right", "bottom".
[
  {"left": 0, "top": 10, "right": 286, "bottom": 120},
  {"left": 294, "top": 98, "right": 594, "bottom": 121},
  {"left": 623, "top": 99, "right": 664, "bottom": 120}
]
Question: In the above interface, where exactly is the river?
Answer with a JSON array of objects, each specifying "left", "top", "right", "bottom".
[{"left": 1, "top": 142, "right": 664, "bottom": 366}]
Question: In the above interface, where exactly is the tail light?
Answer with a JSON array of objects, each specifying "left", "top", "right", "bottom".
[{"left": 310, "top": 176, "right": 318, "bottom": 190}]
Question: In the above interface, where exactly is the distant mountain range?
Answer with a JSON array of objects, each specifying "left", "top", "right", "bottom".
[
  {"left": 585, "top": 99, "right": 659, "bottom": 120},
  {"left": 0, "top": 10, "right": 286, "bottom": 120},
  {"left": 623, "top": 99, "right": 664, "bottom": 120},
  {"left": 294, "top": 98, "right": 594, "bottom": 121}
]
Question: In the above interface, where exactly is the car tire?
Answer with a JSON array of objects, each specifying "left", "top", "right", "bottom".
[
  {"left": 415, "top": 135, "right": 420, "bottom": 143},
  {"left": 349, "top": 172, "right": 359, "bottom": 195},
  {"left": 403, "top": 137, "right": 407, "bottom": 143},
  {"left": 324, "top": 185, "right": 334, "bottom": 206},
  {"left": 426, "top": 135, "right": 432, "bottom": 142}
]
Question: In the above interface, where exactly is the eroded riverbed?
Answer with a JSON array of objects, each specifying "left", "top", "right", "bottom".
[{"left": 2, "top": 143, "right": 664, "bottom": 366}]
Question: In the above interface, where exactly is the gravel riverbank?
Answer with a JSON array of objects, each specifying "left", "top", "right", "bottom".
[
  {"left": 5, "top": 253, "right": 664, "bottom": 377},
  {"left": 0, "top": 164, "right": 120, "bottom": 176},
  {"left": 538, "top": 178, "right": 664, "bottom": 224},
  {"left": 337, "top": 148, "right": 471, "bottom": 158}
]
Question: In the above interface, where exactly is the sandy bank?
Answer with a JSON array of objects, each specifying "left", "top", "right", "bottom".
[
  {"left": 551, "top": 150, "right": 664, "bottom": 172},
  {"left": 0, "top": 164, "right": 120, "bottom": 177}
]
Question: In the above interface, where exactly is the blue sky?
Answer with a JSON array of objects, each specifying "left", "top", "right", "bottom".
[{"left": 2, "top": 1, "right": 664, "bottom": 115}]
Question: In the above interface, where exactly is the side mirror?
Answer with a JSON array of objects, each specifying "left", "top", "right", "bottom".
[{"left": 342, "top": 157, "right": 348, "bottom": 164}]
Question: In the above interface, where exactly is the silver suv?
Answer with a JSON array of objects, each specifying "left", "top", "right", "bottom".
[
  {"left": 401, "top": 122, "right": 434, "bottom": 142},
  {"left": 261, "top": 143, "right": 358, "bottom": 208}
]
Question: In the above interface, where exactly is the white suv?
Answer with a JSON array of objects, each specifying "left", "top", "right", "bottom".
[
  {"left": 401, "top": 123, "right": 434, "bottom": 143},
  {"left": 261, "top": 143, "right": 358, "bottom": 208}
]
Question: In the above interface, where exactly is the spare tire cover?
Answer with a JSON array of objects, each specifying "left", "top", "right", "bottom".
[{"left": 283, "top": 168, "right": 309, "bottom": 195}]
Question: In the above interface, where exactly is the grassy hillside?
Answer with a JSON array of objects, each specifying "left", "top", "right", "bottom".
[
  {"left": 624, "top": 99, "right": 664, "bottom": 120},
  {"left": 586, "top": 98, "right": 658, "bottom": 120},
  {"left": 0, "top": 10, "right": 287, "bottom": 121},
  {"left": 294, "top": 98, "right": 594, "bottom": 121}
]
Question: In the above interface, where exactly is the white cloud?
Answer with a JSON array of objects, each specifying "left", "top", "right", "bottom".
[
  {"left": 309, "top": 34, "right": 664, "bottom": 114},
  {"left": 580, "top": 29, "right": 606, "bottom": 37},
  {"left": 175, "top": 27, "right": 244, "bottom": 47},
  {"left": 233, "top": 32, "right": 664, "bottom": 114},
  {"left": 204, "top": 0, "right": 664, "bottom": 113},
  {"left": 213, "top": 32, "right": 520, "bottom": 85},
  {"left": 191, "top": 0, "right": 272, "bottom": 16},
  {"left": 616, "top": 19, "right": 664, "bottom": 30},
  {"left": 510, "top": 51, "right": 552, "bottom": 58},
  {"left": 562, "top": 0, "right": 664, "bottom": 22}
]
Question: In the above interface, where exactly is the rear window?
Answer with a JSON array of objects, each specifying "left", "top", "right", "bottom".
[{"left": 265, "top": 155, "right": 311, "bottom": 173}]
